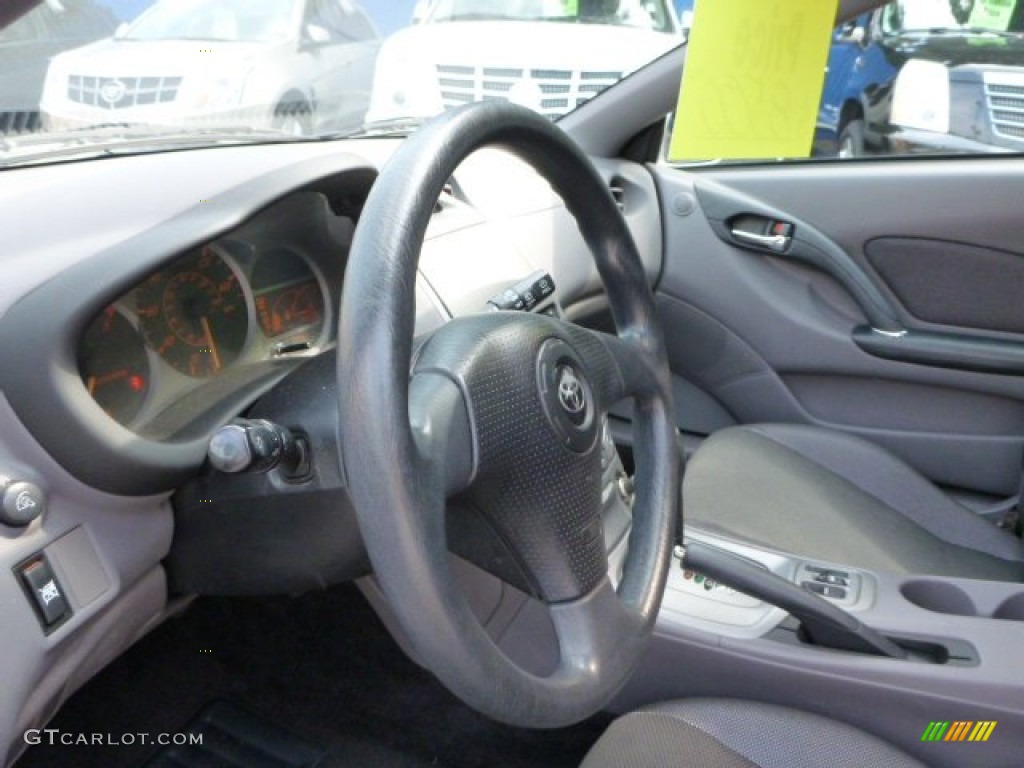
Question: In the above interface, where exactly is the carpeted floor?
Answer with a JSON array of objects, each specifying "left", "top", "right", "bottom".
[{"left": 16, "top": 583, "right": 610, "bottom": 768}]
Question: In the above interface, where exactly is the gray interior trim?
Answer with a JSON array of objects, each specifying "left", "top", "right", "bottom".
[
  {"left": 866, "top": 237, "right": 1024, "bottom": 335},
  {"left": 6, "top": 569, "right": 172, "bottom": 768},
  {"left": 695, "top": 179, "right": 902, "bottom": 333},
  {"left": 653, "top": 160, "right": 1024, "bottom": 495},
  {"left": 853, "top": 326, "right": 1024, "bottom": 376}
]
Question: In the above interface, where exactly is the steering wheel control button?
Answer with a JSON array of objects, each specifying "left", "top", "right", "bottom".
[
  {"left": 487, "top": 271, "right": 556, "bottom": 313},
  {"left": 18, "top": 555, "right": 71, "bottom": 630},
  {"left": 488, "top": 287, "right": 526, "bottom": 312},
  {"left": 0, "top": 476, "right": 45, "bottom": 527},
  {"left": 536, "top": 339, "right": 598, "bottom": 454}
]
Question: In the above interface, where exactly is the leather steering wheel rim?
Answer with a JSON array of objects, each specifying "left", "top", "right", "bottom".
[{"left": 338, "top": 101, "right": 679, "bottom": 728}]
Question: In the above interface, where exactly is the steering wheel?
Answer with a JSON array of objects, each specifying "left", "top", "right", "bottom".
[{"left": 337, "top": 101, "right": 679, "bottom": 728}]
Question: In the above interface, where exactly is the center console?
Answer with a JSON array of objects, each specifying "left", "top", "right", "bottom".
[{"left": 622, "top": 527, "right": 1024, "bottom": 768}]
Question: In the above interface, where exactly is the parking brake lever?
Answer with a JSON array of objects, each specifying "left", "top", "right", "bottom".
[{"left": 683, "top": 541, "right": 906, "bottom": 659}]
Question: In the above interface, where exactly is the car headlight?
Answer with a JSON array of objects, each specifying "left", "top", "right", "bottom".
[{"left": 891, "top": 59, "right": 951, "bottom": 134}]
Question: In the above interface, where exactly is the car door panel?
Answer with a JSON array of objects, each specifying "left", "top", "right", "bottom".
[{"left": 652, "top": 158, "right": 1024, "bottom": 497}]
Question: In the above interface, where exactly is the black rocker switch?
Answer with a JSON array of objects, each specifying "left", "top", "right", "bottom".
[{"left": 19, "top": 555, "right": 71, "bottom": 629}]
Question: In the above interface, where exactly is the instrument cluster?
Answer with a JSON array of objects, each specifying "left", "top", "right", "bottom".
[{"left": 78, "top": 238, "right": 330, "bottom": 433}]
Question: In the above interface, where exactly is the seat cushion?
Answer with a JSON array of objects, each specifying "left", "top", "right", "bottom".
[
  {"left": 581, "top": 699, "right": 927, "bottom": 768},
  {"left": 683, "top": 425, "right": 1023, "bottom": 581}
]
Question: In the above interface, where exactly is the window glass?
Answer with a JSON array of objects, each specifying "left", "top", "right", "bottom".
[
  {"left": 423, "top": 0, "right": 674, "bottom": 33},
  {"left": 668, "top": 0, "right": 1024, "bottom": 164},
  {"left": 1, "top": 0, "right": 683, "bottom": 152},
  {"left": 122, "top": 0, "right": 299, "bottom": 43}
]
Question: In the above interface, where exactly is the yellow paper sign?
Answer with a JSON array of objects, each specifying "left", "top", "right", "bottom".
[
  {"left": 969, "top": 0, "right": 1017, "bottom": 31},
  {"left": 669, "top": 0, "right": 838, "bottom": 162}
]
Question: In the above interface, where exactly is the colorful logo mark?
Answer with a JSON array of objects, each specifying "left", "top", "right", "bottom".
[{"left": 921, "top": 721, "right": 997, "bottom": 743}]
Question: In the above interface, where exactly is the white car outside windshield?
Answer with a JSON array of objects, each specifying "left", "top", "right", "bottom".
[
  {"left": 37, "top": 0, "right": 380, "bottom": 139},
  {"left": 368, "top": 0, "right": 680, "bottom": 123},
  {"left": 1, "top": 0, "right": 682, "bottom": 165}
]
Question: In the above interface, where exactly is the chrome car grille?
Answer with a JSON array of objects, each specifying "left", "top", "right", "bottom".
[
  {"left": 67, "top": 75, "right": 184, "bottom": 109},
  {"left": 436, "top": 65, "right": 621, "bottom": 119},
  {"left": 0, "top": 111, "right": 40, "bottom": 135},
  {"left": 984, "top": 79, "right": 1024, "bottom": 141}
]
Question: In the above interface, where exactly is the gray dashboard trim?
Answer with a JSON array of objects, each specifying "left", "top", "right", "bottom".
[{"left": 0, "top": 154, "right": 377, "bottom": 496}]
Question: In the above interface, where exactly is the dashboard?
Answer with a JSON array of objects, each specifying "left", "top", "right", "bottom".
[{"left": 76, "top": 193, "right": 339, "bottom": 438}]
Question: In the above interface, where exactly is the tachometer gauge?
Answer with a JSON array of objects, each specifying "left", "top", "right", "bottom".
[
  {"left": 137, "top": 246, "right": 249, "bottom": 378},
  {"left": 78, "top": 306, "right": 150, "bottom": 426}
]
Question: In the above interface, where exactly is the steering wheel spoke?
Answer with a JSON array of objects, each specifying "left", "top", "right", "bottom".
[
  {"left": 408, "top": 370, "right": 476, "bottom": 497},
  {"left": 573, "top": 327, "right": 663, "bottom": 414}
]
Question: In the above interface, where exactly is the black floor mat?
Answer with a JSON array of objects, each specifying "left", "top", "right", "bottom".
[
  {"left": 16, "top": 584, "right": 610, "bottom": 768},
  {"left": 144, "top": 701, "right": 327, "bottom": 768}
]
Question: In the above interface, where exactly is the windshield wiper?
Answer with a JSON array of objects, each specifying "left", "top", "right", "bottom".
[
  {"left": 435, "top": 13, "right": 519, "bottom": 21},
  {"left": 119, "top": 35, "right": 239, "bottom": 42},
  {"left": 331, "top": 116, "right": 428, "bottom": 139},
  {"left": 0, "top": 126, "right": 305, "bottom": 168}
]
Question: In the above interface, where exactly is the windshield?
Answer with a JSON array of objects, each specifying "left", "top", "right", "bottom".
[
  {"left": 121, "top": 0, "right": 300, "bottom": 43},
  {"left": 0, "top": 0, "right": 681, "bottom": 165},
  {"left": 422, "top": 0, "right": 674, "bottom": 33},
  {"left": 882, "top": 0, "right": 1024, "bottom": 33}
]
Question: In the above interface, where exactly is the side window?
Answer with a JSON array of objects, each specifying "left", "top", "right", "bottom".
[
  {"left": 669, "top": 0, "right": 1024, "bottom": 164},
  {"left": 828, "top": 0, "right": 1024, "bottom": 160}
]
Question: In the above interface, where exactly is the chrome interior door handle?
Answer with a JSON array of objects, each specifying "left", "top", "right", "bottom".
[{"left": 730, "top": 228, "right": 791, "bottom": 253}]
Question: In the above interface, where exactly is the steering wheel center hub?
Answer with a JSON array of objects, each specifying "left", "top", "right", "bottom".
[{"left": 537, "top": 338, "right": 598, "bottom": 454}]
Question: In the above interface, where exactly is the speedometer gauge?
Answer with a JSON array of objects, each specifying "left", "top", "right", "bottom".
[
  {"left": 79, "top": 306, "right": 150, "bottom": 426},
  {"left": 137, "top": 246, "right": 249, "bottom": 378}
]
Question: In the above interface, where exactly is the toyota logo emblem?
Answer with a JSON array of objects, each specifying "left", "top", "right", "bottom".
[
  {"left": 100, "top": 79, "right": 127, "bottom": 106},
  {"left": 556, "top": 365, "right": 586, "bottom": 416}
]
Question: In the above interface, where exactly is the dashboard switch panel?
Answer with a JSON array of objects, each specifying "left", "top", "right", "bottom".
[{"left": 18, "top": 555, "right": 71, "bottom": 630}]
